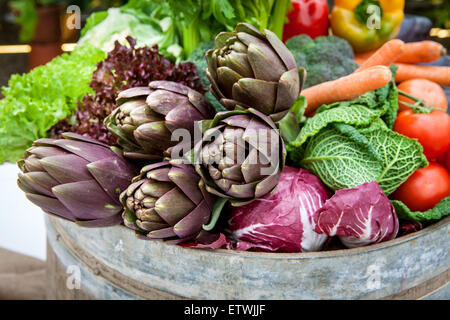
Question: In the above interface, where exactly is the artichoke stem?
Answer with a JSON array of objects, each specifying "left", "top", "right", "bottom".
[{"left": 203, "top": 197, "right": 228, "bottom": 231}]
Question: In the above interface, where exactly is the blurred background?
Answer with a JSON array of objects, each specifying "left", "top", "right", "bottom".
[
  {"left": 0, "top": 0, "right": 449, "bottom": 261},
  {"left": 0, "top": 0, "right": 126, "bottom": 88}
]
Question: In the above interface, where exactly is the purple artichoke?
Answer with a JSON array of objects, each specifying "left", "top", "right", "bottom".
[
  {"left": 194, "top": 108, "right": 286, "bottom": 206},
  {"left": 121, "top": 161, "right": 215, "bottom": 242},
  {"left": 206, "top": 23, "right": 305, "bottom": 122},
  {"left": 17, "top": 133, "right": 137, "bottom": 227},
  {"left": 105, "top": 81, "right": 215, "bottom": 162}
]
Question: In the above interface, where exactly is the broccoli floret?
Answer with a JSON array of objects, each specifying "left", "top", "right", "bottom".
[
  {"left": 206, "top": 91, "right": 226, "bottom": 112},
  {"left": 303, "top": 64, "right": 333, "bottom": 88},
  {"left": 290, "top": 52, "right": 308, "bottom": 71},
  {"left": 313, "top": 35, "right": 355, "bottom": 58},
  {"left": 286, "top": 34, "right": 312, "bottom": 70},
  {"left": 285, "top": 34, "right": 314, "bottom": 51},
  {"left": 286, "top": 35, "right": 358, "bottom": 88}
]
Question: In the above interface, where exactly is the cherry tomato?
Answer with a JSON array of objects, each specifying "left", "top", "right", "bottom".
[
  {"left": 398, "top": 79, "right": 448, "bottom": 113},
  {"left": 394, "top": 109, "right": 450, "bottom": 159},
  {"left": 392, "top": 162, "right": 450, "bottom": 212}
]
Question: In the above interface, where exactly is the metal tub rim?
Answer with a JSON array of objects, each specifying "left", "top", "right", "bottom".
[
  {"left": 114, "top": 215, "right": 450, "bottom": 259},
  {"left": 47, "top": 215, "right": 450, "bottom": 299}
]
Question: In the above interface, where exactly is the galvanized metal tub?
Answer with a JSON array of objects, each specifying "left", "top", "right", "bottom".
[{"left": 45, "top": 215, "right": 449, "bottom": 300}]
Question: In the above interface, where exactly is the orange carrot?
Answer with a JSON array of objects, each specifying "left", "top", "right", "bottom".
[
  {"left": 354, "top": 57, "right": 366, "bottom": 66},
  {"left": 354, "top": 49, "right": 377, "bottom": 65},
  {"left": 396, "top": 41, "right": 447, "bottom": 64},
  {"left": 353, "top": 50, "right": 377, "bottom": 65},
  {"left": 354, "top": 50, "right": 376, "bottom": 61},
  {"left": 394, "top": 63, "right": 450, "bottom": 86},
  {"left": 354, "top": 41, "right": 446, "bottom": 66},
  {"left": 303, "top": 66, "right": 392, "bottom": 115},
  {"left": 356, "top": 39, "right": 405, "bottom": 72}
]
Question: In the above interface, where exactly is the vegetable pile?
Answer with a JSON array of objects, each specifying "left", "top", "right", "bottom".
[{"left": 2, "top": 1, "right": 449, "bottom": 254}]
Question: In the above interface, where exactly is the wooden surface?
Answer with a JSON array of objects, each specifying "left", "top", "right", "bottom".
[{"left": 0, "top": 248, "right": 46, "bottom": 299}]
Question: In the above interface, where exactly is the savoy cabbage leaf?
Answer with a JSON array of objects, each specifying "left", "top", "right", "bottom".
[
  {"left": 288, "top": 104, "right": 384, "bottom": 153},
  {"left": 287, "top": 68, "right": 424, "bottom": 195},
  {"left": 359, "top": 120, "right": 428, "bottom": 194},
  {"left": 299, "top": 126, "right": 383, "bottom": 190},
  {"left": 392, "top": 197, "right": 450, "bottom": 222}
]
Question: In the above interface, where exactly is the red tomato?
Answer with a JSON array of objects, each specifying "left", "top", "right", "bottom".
[
  {"left": 446, "top": 149, "right": 450, "bottom": 171},
  {"left": 440, "top": 148, "right": 450, "bottom": 171},
  {"left": 392, "top": 163, "right": 450, "bottom": 212},
  {"left": 282, "top": 0, "right": 329, "bottom": 42},
  {"left": 394, "top": 109, "right": 450, "bottom": 159},
  {"left": 397, "top": 79, "right": 448, "bottom": 113},
  {"left": 436, "top": 152, "right": 446, "bottom": 167}
]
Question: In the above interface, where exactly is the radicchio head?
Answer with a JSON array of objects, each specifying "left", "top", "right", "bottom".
[
  {"left": 314, "top": 181, "right": 399, "bottom": 248},
  {"left": 228, "top": 167, "right": 329, "bottom": 253}
]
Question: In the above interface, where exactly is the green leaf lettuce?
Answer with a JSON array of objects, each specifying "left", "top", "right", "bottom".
[{"left": 0, "top": 44, "right": 105, "bottom": 164}]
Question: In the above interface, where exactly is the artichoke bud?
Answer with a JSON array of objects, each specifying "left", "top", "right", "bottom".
[
  {"left": 207, "top": 23, "right": 305, "bottom": 122},
  {"left": 105, "top": 81, "right": 215, "bottom": 163},
  {"left": 17, "top": 133, "right": 137, "bottom": 227},
  {"left": 195, "top": 108, "right": 286, "bottom": 206},
  {"left": 120, "top": 161, "right": 216, "bottom": 242}
]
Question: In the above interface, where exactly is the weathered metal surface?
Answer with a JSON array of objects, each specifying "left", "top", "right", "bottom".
[{"left": 46, "top": 215, "right": 449, "bottom": 300}]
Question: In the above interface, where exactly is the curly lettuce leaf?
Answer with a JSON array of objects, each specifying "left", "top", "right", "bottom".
[
  {"left": 392, "top": 197, "right": 450, "bottom": 222},
  {"left": 0, "top": 45, "right": 105, "bottom": 164},
  {"left": 80, "top": 11, "right": 109, "bottom": 37}
]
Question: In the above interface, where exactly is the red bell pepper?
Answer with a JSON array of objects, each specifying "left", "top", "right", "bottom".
[{"left": 282, "top": 0, "right": 330, "bottom": 42}]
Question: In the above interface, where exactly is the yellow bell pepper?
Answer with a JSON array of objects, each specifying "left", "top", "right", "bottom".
[{"left": 331, "top": 0, "right": 404, "bottom": 52}]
